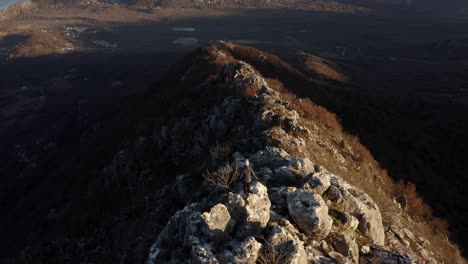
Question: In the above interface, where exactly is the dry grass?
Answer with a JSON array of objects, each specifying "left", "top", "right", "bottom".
[
  {"left": 203, "top": 162, "right": 240, "bottom": 191},
  {"left": 209, "top": 143, "right": 232, "bottom": 168},
  {"left": 278, "top": 89, "right": 342, "bottom": 133},
  {"left": 394, "top": 180, "right": 433, "bottom": 221}
]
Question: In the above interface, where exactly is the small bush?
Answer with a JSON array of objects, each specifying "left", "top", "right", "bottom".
[
  {"left": 394, "top": 180, "right": 432, "bottom": 221},
  {"left": 344, "top": 134, "right": 375, "bottom": 164},
  {"left": 280, "top": 91, "right": 342, "bottom": 133},
  {"left": 257, "top": 243, "right": 292, "bottom": 264},
  {"left": 243, "top": 84, "right": 259, "bottom": 97},
  {"left": 203, "top": 162, "right": 240, "bottom": 191}
]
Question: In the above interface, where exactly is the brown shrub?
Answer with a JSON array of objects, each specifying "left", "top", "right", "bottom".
[
  {"left": 344, "top": 134, "right": 376, "bottom": 165},
  {"left": 257, "top": 243, "right": 292, "bottom": 264},
  {"left": 280, "top": 91, "right": 342, "bottom": 133},
  {"left": 394, "top": 180, "right": 432, "bottom": 221},
  {"left": 265, "top": 78, "right": 284, "bottom": 91},
  {"left": 243, "top": 84, "right": 259, "bottom": 97},
  {"left": 203, "top": 162, "right": 240, "bottom": 191}
]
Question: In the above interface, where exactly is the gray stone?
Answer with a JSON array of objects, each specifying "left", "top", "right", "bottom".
[
  {"left": 268, "top": 225, "right": 308, "bottom": 264},
  {"left": 191, "top": 244, "right": 219, "bottom": 264},
  {"left": 249, "top": 147, "right": 291, "bottom": 168},
  {"left": 359, "top": 248, "right": 412, "bottom": 264},
  {"left": 289, "top": 157, "right": 316, "bottom": 177},
  {"left": 329, "top": 211, "right": 359, "bottom": 231},
  {"left": 331, "top": 233, "right": 359, "bottom": 264},
  {"left": 269, "top": 187, "right": 296, "bottom": 215},
  {"left": 287, "top": 189, "right": 333, "bottom": 240},
  {"left": 232, "top": 237, "right": 262, "bottom": 263},
  {"left": 200, "top": 204, "right": 234, "bottom": 242},
  {"left": 301, "top": 172, "right": 331, "bottom": 195},
  {"left": 272, "top": 166, "right": 299, "bottom": 186},
  {"left": 236, "top": 182, "right": 271, "bottom": 239},
  {"left": 328, "top": 177, "right": 385, "bottom": 246}
]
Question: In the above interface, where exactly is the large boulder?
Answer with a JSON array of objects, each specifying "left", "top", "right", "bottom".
[
  {"left": 267, "top": 225, "right": 308, "bottom": 264},
  {"left": 287, "top": 189, "right": 333, "bottom": 240},
  {"left": 200, "top": 204, "right": 234, "bottom": 242},
  {"left": 235, "top": 181, "right": 271, "bottom": 239},
  {"left": 326, "top": 176, "right": 385, "bottom": 246},
  {"left": 147, "top": 203, "right": 206, "bottom": 263},
  {"left": 301, "top": 171, "right": 331, "bottom": 195}
]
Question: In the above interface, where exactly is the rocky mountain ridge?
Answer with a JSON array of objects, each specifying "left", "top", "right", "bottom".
[{"left": 120, "top": 41, "right": 461, "bottom": 263}]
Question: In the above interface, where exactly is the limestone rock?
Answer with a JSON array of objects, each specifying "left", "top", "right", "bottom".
[
  {"left": 273, "top": 166, "right": 299, "bottom": 186},
  {"left": 226, "top": 192, "right": 246, "bottom": 223},
  {"left": 329, "top": 210, "right": 359, "bottom": 232},
  {"left": 147, "top": 203, "right": 206, "bottom": 263},
  {"left": 232, "top": 237, "right": 262, "bottom": 263},
  {"left": 359, "top": 247, "right": 412, "bottom": 264},
  {"left": 327, "top": 177, "right": 385, "bottom": 246},
  {"left": 301, "top": 171, "right": 331, "bottom": 195},
  {"left": 200, "top": 204, "right": 234, "bottom": 242},
  {"left": 331, "top": 233, "right": 359, "bottom": 264},
  {"left": 287, "top": 189, "right": 333, "bottom": 240},
  {"left": 289, "top": 157, "right": 316, "bottom": 177},
  {"left": 249, "top": 147, "right": 291, "bottom": 168},
  {"left": 269, "top": 187, "right": 296, "bottom": 215},
  {"left": 268, "top": 225, "right": 308, "bottom": 264},
  {"left": 236, "top": 181, "right": 271, "bottom": 239},
  {"left": 191, "top": 244, "right": 219, "bottom": 264}
]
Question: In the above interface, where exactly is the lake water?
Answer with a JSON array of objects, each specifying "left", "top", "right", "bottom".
[{"left": 0, "top": 0, "right": 24, "bottom": 10}]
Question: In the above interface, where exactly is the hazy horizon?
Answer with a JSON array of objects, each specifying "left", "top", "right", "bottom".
[{"left": 0, "top": 0, "right": 24, "bottom": 10}]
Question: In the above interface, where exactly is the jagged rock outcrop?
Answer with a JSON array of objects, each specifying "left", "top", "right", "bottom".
[
  {"left": 267, "top": 224, "right": 308, "bottom": 264},
  {"left": 147, "top": 146, "right": 418, "bottom": 264},
  {"left": 326, "top": 176, "right": 385, "bottom": 246}
]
